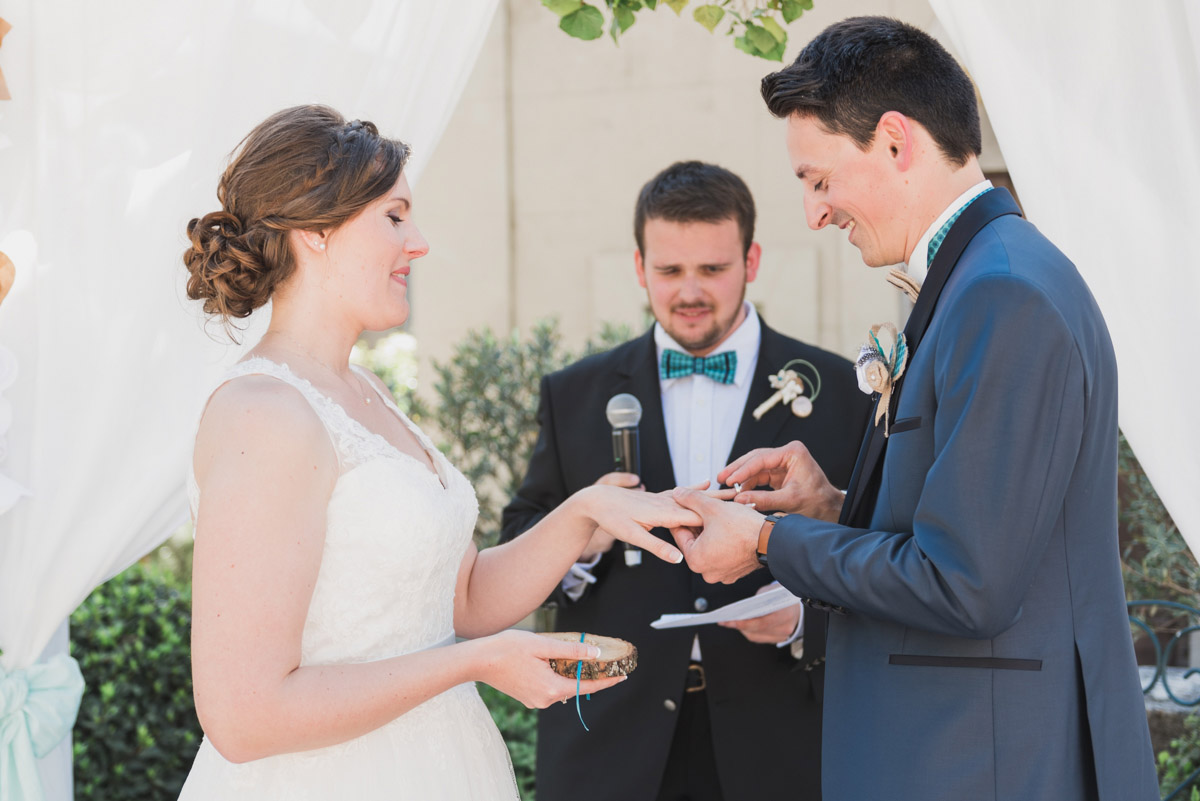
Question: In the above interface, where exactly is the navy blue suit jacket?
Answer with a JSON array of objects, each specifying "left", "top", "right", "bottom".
[{"left": 770, "top": 190, "right": 1158, "bottom": 801}]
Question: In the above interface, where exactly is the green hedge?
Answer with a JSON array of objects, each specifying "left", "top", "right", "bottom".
[
  {"left": 70, "top": 565, "right": 201, "bottom": 800},
  {"left": 69, "top": 564, "right": 540, "bottom": 799}
]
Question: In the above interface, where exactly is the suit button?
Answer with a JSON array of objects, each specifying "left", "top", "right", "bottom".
[
  {"left": 694, "top": 597, "right": 708, "bottom": 612},
  {"left": 663, "top": 699, "right": 677, "bottom": 712}
]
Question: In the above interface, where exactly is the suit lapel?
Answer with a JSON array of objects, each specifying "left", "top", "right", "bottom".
[
  {"left": 840, "top": 189, "right": 1023, "bottom": 527},
  {"left": 615, "top": 329, "right": 676, "bottom": 492},
  {"left": 724, "top": 322, "right": 794, "bottom": 474}
]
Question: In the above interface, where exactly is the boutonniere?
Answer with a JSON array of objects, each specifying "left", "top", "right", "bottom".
[
  {"left": 752, "top": 359, "right": 821, "bottom": 420},
  {"left": 856, "top": 323, "right": 908, "bottom": 436}
]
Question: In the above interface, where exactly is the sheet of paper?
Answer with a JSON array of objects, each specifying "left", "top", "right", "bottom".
[{"left": 650, "top": 584, "right": 800, "bottom": 629}]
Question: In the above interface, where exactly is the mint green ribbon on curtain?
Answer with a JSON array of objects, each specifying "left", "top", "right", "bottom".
[{"left": 0, "top": 654, "right": 85, "bottom": 801}]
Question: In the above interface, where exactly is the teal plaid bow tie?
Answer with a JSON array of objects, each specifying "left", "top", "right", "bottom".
[{"left": 660, "top": 349, "right": 737, "bottom": 384}]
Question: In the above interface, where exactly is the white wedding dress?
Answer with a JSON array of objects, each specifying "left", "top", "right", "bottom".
[{"left": 178, "top": 358, "right": 518, "bottom": 800}]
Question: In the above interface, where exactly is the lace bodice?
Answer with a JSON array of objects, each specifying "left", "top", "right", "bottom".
[
  {"left": 186, "top": 357, "right": 480, "bottom": 663},
  {"left": 179, "top": 358, "right": 517, "bottom": 800}
]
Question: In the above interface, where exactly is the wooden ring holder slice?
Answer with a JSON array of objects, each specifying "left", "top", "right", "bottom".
[{"left": 541, "top": 632, "right": 638, "bottom": 679}]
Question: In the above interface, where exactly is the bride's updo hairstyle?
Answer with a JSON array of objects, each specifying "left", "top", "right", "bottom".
[{"left": 184, "top": 104, "right": 411, "bottom": 321}]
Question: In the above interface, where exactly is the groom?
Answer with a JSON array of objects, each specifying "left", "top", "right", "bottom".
[{"left": 671, "top": 16, "right": 1158, "bottom": 801}]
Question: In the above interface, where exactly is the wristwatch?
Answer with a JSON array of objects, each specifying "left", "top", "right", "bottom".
[{"left": 756, "top": 514, "right": 785, "bottom": 567}]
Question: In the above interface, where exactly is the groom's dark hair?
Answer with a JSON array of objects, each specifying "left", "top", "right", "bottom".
[
  {"left": 634, "top": 161, "right": 756, "bottom": 257},
  {"left": 761, "top": 16, "right": 981, "bottom": 167}
]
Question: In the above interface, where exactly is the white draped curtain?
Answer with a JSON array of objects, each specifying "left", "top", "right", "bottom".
[
  {"left": 929, "top": 0, "right": 1200, "bottom": 555},
  {"left": 0, "top": 1, "right": 498, "bottom": 798}
]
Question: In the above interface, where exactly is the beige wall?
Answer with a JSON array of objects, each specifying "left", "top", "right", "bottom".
[{"left": 409, "top": 0, "right": 1007, "bottom": 388}]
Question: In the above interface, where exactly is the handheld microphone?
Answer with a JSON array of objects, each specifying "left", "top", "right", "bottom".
[
  {"left": 606, "top": 393, "right": 642, "bottom": 477},
  {"left": 605, "top": 393, "right": 644, "bottom": 567}
]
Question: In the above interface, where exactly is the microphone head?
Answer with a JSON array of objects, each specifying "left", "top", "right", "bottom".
[{"left": 606, "top": 393, "right": 643, "bottom": 429}]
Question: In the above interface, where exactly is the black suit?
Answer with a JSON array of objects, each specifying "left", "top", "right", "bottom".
[{"left": 500, "top": 320, "right": 870, "bottom": 801}]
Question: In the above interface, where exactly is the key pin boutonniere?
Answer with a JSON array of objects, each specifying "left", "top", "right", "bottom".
[
  {"left": 752, "top": 359, "right": 822, "bottom": 420},
  {"left": 856, "top": 323, "right": 908, "bottom": 436}
]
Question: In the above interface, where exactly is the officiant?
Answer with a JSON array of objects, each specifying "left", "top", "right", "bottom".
[{"left": 500, "top": 161, "right": 870, "bottom": 801}]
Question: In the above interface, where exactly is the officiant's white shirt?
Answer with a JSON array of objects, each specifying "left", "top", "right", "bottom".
[
  {"left": 562, "top": 303, "right": 801, "bottom": 657},
  {"left": 658, "top": 300, "right": 760, "bottom": 489}
]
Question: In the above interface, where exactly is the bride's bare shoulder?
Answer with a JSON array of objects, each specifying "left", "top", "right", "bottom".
[{"left": 194, "top": 375, "right": 335, "bottom": 489}]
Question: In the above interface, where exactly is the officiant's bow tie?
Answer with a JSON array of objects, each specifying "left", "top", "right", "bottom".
[
  {"left": 660, "top": 349, "right": 737, "bottom": 384},
  {"left": 887, "top": 186, "right": 995, "bottom": 303}
]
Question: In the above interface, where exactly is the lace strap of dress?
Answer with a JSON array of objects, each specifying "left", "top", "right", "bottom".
[
  {"left": 348, "top": 364, "right": 450, "bottom": 480},
  {"left": 218, "top": 357, "right": 356, "bottom": 470}
]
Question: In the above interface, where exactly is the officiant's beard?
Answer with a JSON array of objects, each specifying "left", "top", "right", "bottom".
[{"left": 664, "top": 291, "right": 747, "bottom": 355}]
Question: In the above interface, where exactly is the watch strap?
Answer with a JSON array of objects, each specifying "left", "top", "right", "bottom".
[{"left": 757, "top": 514, "right": 784, "bottom": 566}]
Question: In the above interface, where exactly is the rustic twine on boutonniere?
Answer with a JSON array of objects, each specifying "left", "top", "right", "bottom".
[
  {"left": 886, "top": 267, "right": 921, "bottom": 303},
  {"left": 752, "top": 359, "right": 821, "bottom": 420},
  {"left": 855, "top": 323, "right": 908, "bottom": 436}
]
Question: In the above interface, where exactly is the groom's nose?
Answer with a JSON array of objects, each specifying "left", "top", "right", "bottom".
[{"left": 805, "top": 193, "right": 831, "bottom": 230}]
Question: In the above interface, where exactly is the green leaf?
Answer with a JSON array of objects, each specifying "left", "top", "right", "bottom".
[
  {"left": 761, "top": 15, "right": 786, "bottom": 43},
  {"left": 543, "top": 0, "right": 583, "bottom": 16},
  {"left": 693, "top": 4, "right": 724, "bottom": 32},
  {"left": 746, "top": 22, "right": 777, "bottom": 53},
  {"left": 615, "top": 4, "right": 636, "bottom": 33},
  {"left": 781, "top": 0, "right": 804, "bottom": 23},
  {"left": 644, "top": 0, "right": 656, "bottom": 8},
  {"left": 664, "top": 0, "right": 689, "bottom": 15},
  {"left": 733, "top": 34, "right": 756, "bottom": 56},
  {"left": 560, "top": 5, "right": 605, "bottom": 40}
]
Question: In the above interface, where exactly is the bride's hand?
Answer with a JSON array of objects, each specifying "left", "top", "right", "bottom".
[
  {"left": 574, "top": 485, "right": 702, "bottom": 564},
  {"left": 473, "top": 630, "right": 626, "bottom": 709}
]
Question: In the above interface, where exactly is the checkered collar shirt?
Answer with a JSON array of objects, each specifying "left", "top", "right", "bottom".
[
  {"left": 654, "top": 302, "right": 760, "bottom": 490},
  {"left": 905, "top": 179, "right": 994, "bottom": 285}
]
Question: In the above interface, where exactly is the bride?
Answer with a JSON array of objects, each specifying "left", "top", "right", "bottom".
[{"left": 177, "top": 105, "right": 699, "bottom": 800}]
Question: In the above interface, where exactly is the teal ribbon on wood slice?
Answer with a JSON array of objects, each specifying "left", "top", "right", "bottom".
[{"left": 575, "top": 632, "right": 591, "bottom": 731}]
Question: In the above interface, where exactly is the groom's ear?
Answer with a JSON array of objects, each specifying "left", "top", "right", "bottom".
[
  {"left": 634, "top": 248, "right": 648, "bottom": 289},
  {"left": 876, "top": 111, "right": 915, "bottom": 172}
]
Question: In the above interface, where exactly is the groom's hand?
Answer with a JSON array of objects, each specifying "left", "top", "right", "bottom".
[
  {"left": 718, "top": 442, "right": 844, "bottom": 522},
  {"left": 669, "top": 487, "right": 764, "bottom": 584}
]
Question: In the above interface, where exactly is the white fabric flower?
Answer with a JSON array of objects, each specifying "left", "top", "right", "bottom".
[{"left": 855, "top": 346, "right": 885, "bottom": 395}]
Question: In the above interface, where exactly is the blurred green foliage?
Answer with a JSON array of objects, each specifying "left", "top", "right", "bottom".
[
  {"left": 70, "top": 565, "right": 200, "bottom": 800},
  {"left": 1157, "top": 715, "right": 1200, "bottom": 800},
  {"left": 352, "top": 330, "right": 425, "bottom": 418},
  {"left": 542, "top": 0, "right": 814, "bottom": 60},
  {"left": 1119, "top": 432, "right": 1198, "bottom": 609},
  {"left": 428, "top": 319, "right": 632, "bottom": 547}
]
